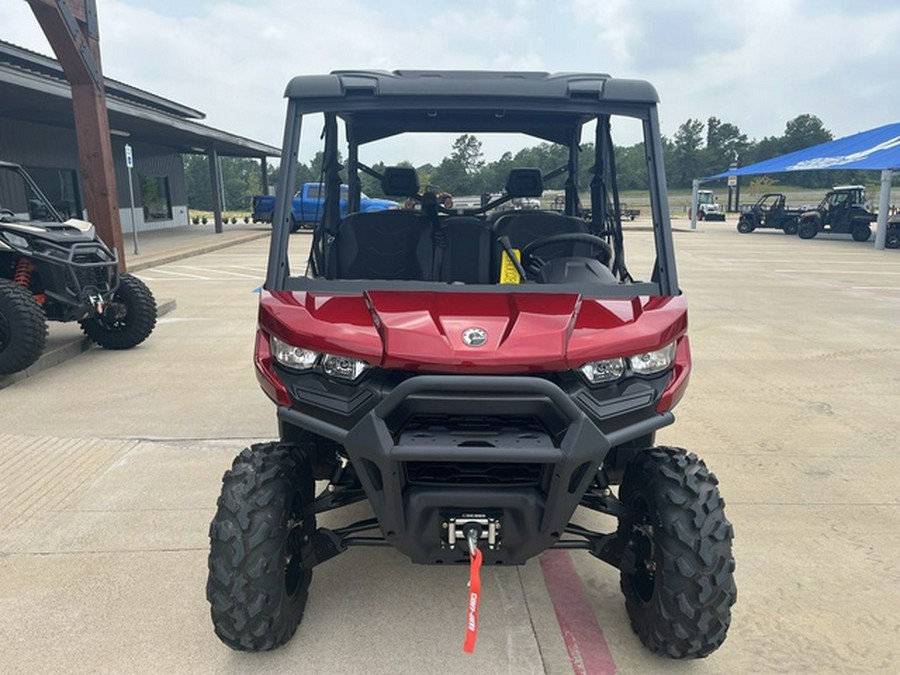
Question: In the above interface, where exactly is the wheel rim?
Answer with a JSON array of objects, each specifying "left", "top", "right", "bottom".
[
  {"left": 96, "top": 297, "right": 129, "bottom": 332},
  {"left": 283, "top": 490, "right": 309, "bottom": 597},
  {"left": 627, "top": 496, "right": 657, "bottom": 604}
]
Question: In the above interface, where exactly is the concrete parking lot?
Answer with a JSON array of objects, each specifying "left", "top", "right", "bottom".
[{"left": 0, "top": 222, "right": 898, "bottom": 674}]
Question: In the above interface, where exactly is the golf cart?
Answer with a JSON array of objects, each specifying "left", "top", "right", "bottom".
[
  {"left": 206, "top": 71, "right": 736, "bottom": 659},
  {"left": 737, "top": 193, "right": 802, "bottom": 234},
  {"left": 692, "top": 189, "right": 726, "bottom": 221},
  {"left": 0, "top": 161, "right": 157, "bottom": 375},
  {"left": 887, "top": 214, "right": 900, "bottom": 249},
  {"left": 797, "top": 185, "right": 877, "bottom": 241}
]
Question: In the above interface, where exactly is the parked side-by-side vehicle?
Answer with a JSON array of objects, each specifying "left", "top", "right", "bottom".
[{"left": 206, "top": 70, "right": 736, "bottom": 659}]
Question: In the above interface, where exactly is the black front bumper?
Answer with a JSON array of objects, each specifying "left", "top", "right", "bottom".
[{"left": 278, "top": 375, "right": 673, "bottom": 565}]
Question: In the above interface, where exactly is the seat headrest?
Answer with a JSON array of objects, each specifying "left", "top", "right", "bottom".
[
  {"left": 506, "top": 168, "right": 544, "bottom": 198},
  {"left": 381, "top": 166, "right": 420, "bottom": 197}
]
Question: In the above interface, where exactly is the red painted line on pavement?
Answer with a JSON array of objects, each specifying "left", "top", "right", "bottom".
[{"left": 539, "top": 549, "right": 617, "bottom": 675}]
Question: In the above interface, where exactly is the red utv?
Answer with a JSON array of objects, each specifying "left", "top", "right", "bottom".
[{"left": 206, "top": 70, "right": 736, "bottom": 659}]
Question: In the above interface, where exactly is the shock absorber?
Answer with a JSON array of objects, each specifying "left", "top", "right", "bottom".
[{"left": 13, "top": 257, "right": 33, "bottom": 287}]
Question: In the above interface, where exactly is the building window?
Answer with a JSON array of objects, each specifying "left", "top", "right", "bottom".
[
  {"left": 140, "top": 175, "right": 172, "bottom": 221},
  {"left": 23, "top": 167, "right": 81, "bottom": 220}
]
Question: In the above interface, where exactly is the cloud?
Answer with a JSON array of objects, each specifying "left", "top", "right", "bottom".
[{"left": 2, "top": 0, "right": 899, "bottom": 166}]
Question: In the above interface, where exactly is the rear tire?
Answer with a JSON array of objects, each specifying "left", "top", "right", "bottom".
[
  {"left": 207, "top": 443, "right": 316, "bottom": 651},
  {"left": 79, "top": 274, "right": 157, "bottom": 350},
  {"left": 798, "top": 219, "right": 818, "bottom": 239},
  {"left": 617, "top": 446, "right": 736, "bottom": 659},
  {"left": 0, "top": 278, "right": 48, "bottom": 375},
  {"left": 851, "top": 224, "right": 872, "bottom": 242}
]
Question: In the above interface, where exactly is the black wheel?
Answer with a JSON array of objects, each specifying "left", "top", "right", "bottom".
[
  {"left": 782, "top": 219, "right": 799, "bottom": 235},
  {"left": 736, "top": 218, "right": 754, "bottom": 234},
  {"left": 207, "top": 443, "right": 316, "bottom": 651},
  {"left": 441, "top": 195, "right": 454, "bottom": 208},
  {"left": 617, "top": 446, "right": 736, "bottom": 659},
  {"left": 0, "top": 278, "right": 48, "bottom": 375},
  {"left": 886, "top": 229, "right": 900, "bottom": 249},
  {"left": 851, "top": 224, "right": 872, "bottom": 242},
  {"left": 289, "top": 216, "right": 302, "bottom": 233},
  {"left": 798, "top": 219, "right": 818, "bottom": 239},
  {"left": 79, "top": 273, "right": 157, "bottom": 350}
]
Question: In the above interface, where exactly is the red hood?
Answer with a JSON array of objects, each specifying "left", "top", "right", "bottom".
[{"left": 258, "top": 290, "right": 687, "bottom": 374}]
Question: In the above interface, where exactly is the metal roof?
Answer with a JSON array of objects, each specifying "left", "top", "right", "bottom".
[
  {"left": 0, "top": 39, "right": 279, "bottom": 158},
  {"left": 284, "top": 70, "right": 659, "bottom": 146},
  {"left": 285, "top": 70, "right": 658, "bottom": 104},
  {"left": 712, "top": 123, "right": 900, "bottom": 177}
]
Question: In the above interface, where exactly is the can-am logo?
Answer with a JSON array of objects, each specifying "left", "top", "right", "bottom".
[{"left": 462, "top": 327, "right": 488, "bottom": 347}]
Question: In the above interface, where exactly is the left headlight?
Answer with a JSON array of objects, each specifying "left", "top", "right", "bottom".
[
  {"left": 270, "top": 336, "right": 319, "bottom": 371},
  {"left": 270, "top": 335, "right": 370, "bottom": 381}
]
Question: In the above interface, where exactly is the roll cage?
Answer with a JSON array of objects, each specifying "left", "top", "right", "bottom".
[{"left": 265, "top": 70, "right": 679, "bottom": 297}]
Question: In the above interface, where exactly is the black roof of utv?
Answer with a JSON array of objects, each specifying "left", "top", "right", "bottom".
[{"left": 283, "top": 71, "right": 661, "bottom": 145}]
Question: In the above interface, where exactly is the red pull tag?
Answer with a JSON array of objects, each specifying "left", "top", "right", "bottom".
[{"left": 463, "top": 547, "right": 483, "bottom": 653}]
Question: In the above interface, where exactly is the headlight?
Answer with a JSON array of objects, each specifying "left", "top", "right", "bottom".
[
  {"left": 270, "top": 336, "right": 319, "bottom": 370},
  {"left": 579, "top": 357, "right": 625, "bottom": 384},
  {"left": 3, "top": 232, "right": 29, "bottom": 249},
  {"left": 629, "top": 341, "right": 677, "bottom": 375},
  {"left": 578, "top": 341, "right": 677, "bottom": 384},
  {"left": 321, "top": 353, "right": 369, "bottom": 381}
]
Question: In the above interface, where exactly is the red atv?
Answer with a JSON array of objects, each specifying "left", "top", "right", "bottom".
[{"left": 206, "top": 71, "right": 736, "bottom": 659}]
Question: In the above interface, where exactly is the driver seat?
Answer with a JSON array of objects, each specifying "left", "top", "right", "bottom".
[{"left": 491, "top": 211, "right": 591, "bottom": 281}]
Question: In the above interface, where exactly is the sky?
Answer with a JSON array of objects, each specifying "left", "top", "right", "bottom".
[{"left": 2, "top": 0, "right": 899, "bottom": 166}]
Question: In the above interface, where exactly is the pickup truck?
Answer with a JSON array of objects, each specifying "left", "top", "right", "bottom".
[{"left": 252, "top": 183, "right": 399, "bottom": 230}]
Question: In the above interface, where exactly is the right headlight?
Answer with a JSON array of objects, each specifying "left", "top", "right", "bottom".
[
  {"left": 2, "top": 231, "right": 30, "bottom": 250},
  {"left": 628, "top": 341, "right": 677, "bottom": 375},
  {"left": 578, "top": 341, "right": 677, "bottom": 383}
]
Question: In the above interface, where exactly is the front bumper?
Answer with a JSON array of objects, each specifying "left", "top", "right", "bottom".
[{"left": 278, "top": 375, "right": 673, "bottom": 564}]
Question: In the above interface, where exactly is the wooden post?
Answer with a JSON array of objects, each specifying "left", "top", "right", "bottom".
[{"left": 26, "top": 0, "right": 126, "bottom": 269}]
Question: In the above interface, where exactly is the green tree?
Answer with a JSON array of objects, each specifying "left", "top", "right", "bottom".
[
  {"left": 703, "top": 117, "right": 749, "bottom": 176},
  {"left": 451, "top": 134, "right": 485, "bottom": 174},
  {"left": 669, "top": 118, "right": 705, "bottom": 187}
]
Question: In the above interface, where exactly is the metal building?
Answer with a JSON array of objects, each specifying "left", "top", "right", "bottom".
[{"left": 0, "top": 39, "right": 278, "bottom": 232}]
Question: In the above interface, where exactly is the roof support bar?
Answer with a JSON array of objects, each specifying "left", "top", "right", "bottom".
[
  {"left": 207, "top": 145, "right": 223, "bottom": 234},
  {"left": 874, "top": 169, "right": 892, "bottom": 251}
]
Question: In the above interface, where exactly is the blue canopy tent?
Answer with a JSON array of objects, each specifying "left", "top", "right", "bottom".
[{"left": 692, "top": 123, "right": 900, "bottom": 249}]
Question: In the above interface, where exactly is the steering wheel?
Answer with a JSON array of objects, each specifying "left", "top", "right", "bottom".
[{"left": 519, "top": 232, "right": 613, "bottom": 276}]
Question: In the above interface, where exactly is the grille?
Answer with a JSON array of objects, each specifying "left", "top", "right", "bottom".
[
  {"left": 405, "top": 461, "right": 544, "bottom": 486},
  {"left": 72, "top": 253, "right": 113, "bottom": 290}
]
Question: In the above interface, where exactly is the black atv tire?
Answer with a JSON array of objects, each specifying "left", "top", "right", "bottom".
[
  {"left": 207, "top": 443, "right": 316, "bottom": 651},
  {"left": 617, "top": 446, "right": 736, "bottom": 659},
  {"left": 736, "top": 218, "right": 754, "bottom": 234},
  {"left": 79, "top": 274, "right": 157, "bottom": 350},
  {"left": 782, "top": 219, "right": 799, "bottom": 235},
  {"left": 797, "top": 220, "right": 818, "bottom": 239},
  {"left": 851, "top": 224, "right": 872, "bottom": 242},
  {"left": 886, "top": 229, "right": 900, "bottom": 249},
  {"left": 0, "top": 279, "right": 48, "bottom": 375}
]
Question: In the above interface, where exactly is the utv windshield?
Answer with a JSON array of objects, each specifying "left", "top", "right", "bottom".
[
  {"left": 0, "top": 162, "right": 64, "bottom": 224},
  {"left": 266, "top": 71, "right": 679, "bottom": 298}
]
